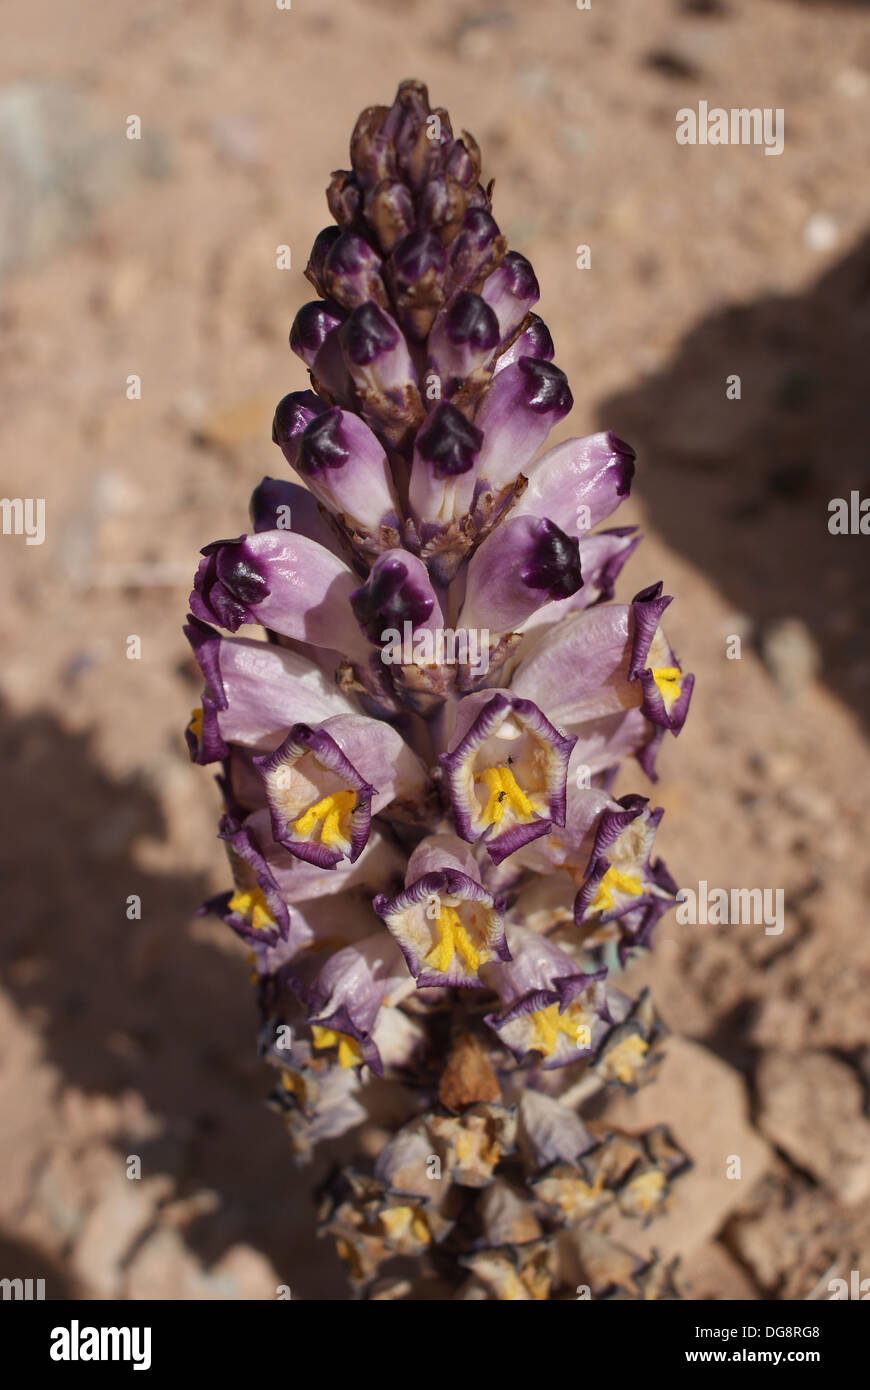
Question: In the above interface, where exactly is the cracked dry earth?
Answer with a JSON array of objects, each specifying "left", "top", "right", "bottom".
[{"left": 1, "top": 0, "right": 869, "bottom": 1299}]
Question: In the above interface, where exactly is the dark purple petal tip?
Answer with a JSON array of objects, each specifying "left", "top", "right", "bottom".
[
  {"left": 500, "top": 250, "right": 540, "bottom": 302},
  {"left": 272, "top": 390, "right": 328, "bottom": 453},
  {"left": 416, "top": 402, "right": 483, "bottom": 478},
  {"left": 390, "top": 228, "right": 448, "bottom": 283},
  {"left": 517, "top": 357, "right": 573, "bottom": 416},
  {"left": 350, "top": 555, "right": 435, "bottom": 641},
  {"left": 289, "top": 300, "right": 345, "bottom": 364},
  {"left": 191, "top": 536, "right": 270, "bottom": 632},
  {"left": 296, "top": 408, "right": 350, "bottom": 474},
  {"left": 442, "top": 290, "right": 500, "bottom": 350},
  {"left": 521, "top": 518, "right": 583, "bottom": 600},
  {"left": 339, "top": 301, "right": 401, "bottom": 365}
]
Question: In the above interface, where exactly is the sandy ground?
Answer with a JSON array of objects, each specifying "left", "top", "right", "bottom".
[{"left": 1, "top": 0, "right": 869, "bottom": 1299}]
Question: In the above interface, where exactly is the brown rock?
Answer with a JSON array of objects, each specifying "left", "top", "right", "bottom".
[
  {"left": 756, "top": 1051, "right": 870, "bottom": 1204},
  {"left": 682, "top": 1240, "right": 758, "bottom": 1301}
]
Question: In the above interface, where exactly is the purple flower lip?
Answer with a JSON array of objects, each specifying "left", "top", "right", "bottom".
[
  {"left": 339, "top": 301, "right": 400, "bottom": 366},
  {"left": 192, "top": 535, "right": 270, "bottom": 632},
  {"left": 441, "top": 290, "right": 500, "bottom": 351},
  {"left": 628, "top": 583, "right": 694, "bottom": 733},
  {"left": 254, "top": 723, "right": 375, "bottom": 870},
  {"left": 484, "top": 975, "right": 605, "bottom": 1068},
  {"left": 389, "top": 228, "right": 448, "bottom": 284},
  {"left": 296, "top": 408, "right": 350, "bottom": 473},
  {"left": 192, "top": 530, "right": 371, "bottom": 657},
  {"left": 628, "top": 583, "right": 673, "bottom": 676},
  {"left": 294, "top": 933, "right": 414, "bottom": 1079},
  {"left": 326, "top": 230, "right": 379, "bottom": 275},
  {"left": 373, "top": 844, "right": 509, "bottom": 989},
  {"left": 289, "top": 301, "right": 346, "bottom": 367},
  {"left": 308, "top": 1003, "right": 383, "bottom": 1076},
  {"left": 323, "top": 231, "right": 387, "bottom": 310},
  {"left": 497, "top": 250, "right": 539, "bottom": 301},
  {"left": 416, "top": 402, "right": 482, "bottom": 478},
  {"left": 481, "top": 925, "right": 607, "bottom": 1068},
  {"left": 440, "top": 691, "right": 576, "bottom": 864},
  {"left": 278, "top": 406, "right": 399, "bottom": 541},
  {"left": 520, "top": 519, "right": 583, "bottom": 601},
  {"left": 350, "top": 553, "right": 435, "bottom": 642},
  {"left": 609, "top": 433, "right": 637, "bottom": 467},
  {"left": 272, "top": 390, "right": 328, "bottom": 464},
  {"left": 458, "top": 516, "right": 582, "bottom": 640},
  {"left": 572, "top": 796, "right": 676, "bottom": 931},
  {"left": 471, "top": 355, "right": 574, "bottom": 493},
  {"left": 183, "top": 615, "right": 230, "bottom": 765},
  {"left": 211, "top": 812, "right": 291, "bottom": 947},
  {"left": 481, "top": 251, "right": 541, "bottom": 339},
  {"left": 427, "top": 291, "right": 501, "bottom": 390},
  {"left": 517, "top": 356, "right": 573, "bottom": 414}
]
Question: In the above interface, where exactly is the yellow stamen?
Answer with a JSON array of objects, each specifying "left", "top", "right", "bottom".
[
  {"left": 293, "top": 789, "right": 357, "bottom": 848},
  {"left": 310, "top": 1025, "right": 363, "bottom": 1069},
  {"left": 624, "top": 1169, "right": 666, "bottom": 1215},
  {"left": 590, "top": 866, "right": 643, "bottom": 914},
  {"left": 280, "top": 1068, "right": 306, "bottom": 1099},
  {"left": 478, "top": 764, "right": 535, "bottom": 827},
  {"left": 652, "top": 666, "right": 682, "bottom": 709},
  {"left": 601, "top": 1033, "right": 649, "bottom": 1085},
  {"left": 423, "top": 903, "right": 481, "bottom": 974},
  {"left": 379, "top": 1205, "right": 430, "bottom": 1245},
  {"left": 227, "top": 885, "right": 275, "bottom": 931},
  {"left": 529, "top": 1003, "right": 589, "bottom": 1058},
  {"left": 500, "top": 1270, "right": 528, "bottom": 1301},
  {"left": 188, "top": 707, "right": 203, "bottom": 741}
]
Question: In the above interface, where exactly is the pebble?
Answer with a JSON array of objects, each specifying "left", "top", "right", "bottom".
[
  {"left": 803, "top": 213, "right": 839, "bottom": 254},
  {"left": 759, "top": 618, "right": 820, "bottom": 700}
]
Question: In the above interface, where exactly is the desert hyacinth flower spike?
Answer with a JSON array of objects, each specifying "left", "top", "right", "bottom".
[{"left": 186, "top": 80, "right": 694, "bottom": 1301}]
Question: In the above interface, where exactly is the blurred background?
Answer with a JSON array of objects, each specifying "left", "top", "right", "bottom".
[{"left": 1, "top": 0, "right": 869, "bottom": 1300}]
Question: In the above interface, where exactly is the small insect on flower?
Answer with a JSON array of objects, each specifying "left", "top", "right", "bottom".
[{"left": 186, "top": 79, "right": 694, "bottom": 1300}]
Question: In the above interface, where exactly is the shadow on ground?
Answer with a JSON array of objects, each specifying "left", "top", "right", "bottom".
[
  {"left": 0, "top": 1233, "right": 78, "bottom": 1300},
  {"left": 598, "top": 231, "right": 870, "bottom": 728},
  {"left": 0, "top": 703, "right": 348, "bottom": 1298}
]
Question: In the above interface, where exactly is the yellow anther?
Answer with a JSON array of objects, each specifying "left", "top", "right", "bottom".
[
  {"left": 590, "top": 867, "right": 643, "bottom": 914},
  {"left": 602, "top": 1033, "right": 649, "bottom": 1085},
  {"left": 652, "top": 666, "right": 682, "bottom": 708},
  {"left": 188, "top": 707, "right": 203, "bottom": 740},
  {"left": 293, "top": 789, "right": 357, "bottom": 847},
  {"left": 227, "top": 885, "right": 275, "bottom": 931},
  {"left": 500, "top": 1270, "right": 528, "bottom": 1302},
  {"left": 280, "top": 1068, "right": 306, "bottom": 1099},
  {"left": 478, "top": 764, "right": 535, "bottom": 827},
  {"left": 379, "top": 1205, "right": 430, "bottom": 1245},
  {"left": 310, "top": 1025, "right": 363, "bottom": 1069},
  {"left": 624, "top": 1169, "right": 666, "bottom": 1215},
  {"left": 423, "top": 903, "right": 482, "bottom": 974},
  {"left": 529, "top": 1003, "right": 588, "bottom": 1058}
]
